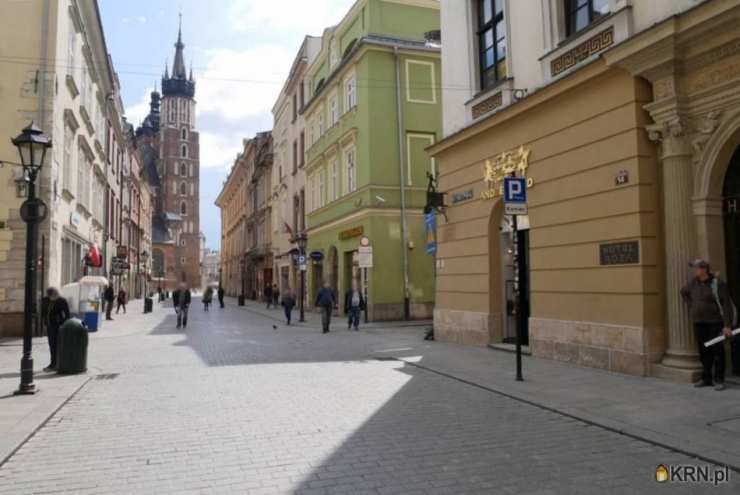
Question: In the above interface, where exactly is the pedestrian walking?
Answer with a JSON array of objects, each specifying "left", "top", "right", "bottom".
[
  {"left": 282, "top": 288, "right": 296, "bottom": 325},
  {"left": 104, "top": 284, "right": 115, "bottom": 321},
  {"left": 218, "top": 286, "right": 225, "bottom": 308},
  {"left": 681, "top": 259, "right": 735, "bottom": 391},
  {"left": 44, "top": 287, "right": 71, "bottom": 372},
  {"left": 116, "top": 288, "right": 127, "bottom": 314},
  {"left": 173, "top": 283, "right": 192, "bottom": 329},
  {"left": 315, "top": 281, "right": 336, "bottom": 334},
  {"left": 265, "top": 284, "right": 273, "bottom": 309},
  {"left": 203, "top": 286, "right": 213, "bottom": 312},
  {"left": 344, "top": 280, "right": 365, "bottom": 331},
  {"left": 272, "top": 284, "right": 280, "bottom": 309}
]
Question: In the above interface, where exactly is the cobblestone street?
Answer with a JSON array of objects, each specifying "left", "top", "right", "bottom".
[{"left": 0, "top": 299, "right": 738, "bottom": 494}]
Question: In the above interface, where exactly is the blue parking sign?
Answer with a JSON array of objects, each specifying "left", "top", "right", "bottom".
[{"left": 503, "top": 177, "right": 527, "bottom": 204}]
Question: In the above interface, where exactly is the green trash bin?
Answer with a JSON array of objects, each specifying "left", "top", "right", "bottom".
[{"left": 57, "top": 318, "right": 88, "bottom": 374}]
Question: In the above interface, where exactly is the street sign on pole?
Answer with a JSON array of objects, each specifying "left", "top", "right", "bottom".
[
  {"left": 358, "top": 246, "right": 373, "bottom": 268},
  {"left": 503, "top": 176, "right": 528, "bottom": 216},
  {"left": 503, "top": 175, "right": 527, "bottom": 382}
]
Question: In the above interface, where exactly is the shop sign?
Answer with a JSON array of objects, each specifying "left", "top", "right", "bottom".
[
  {"left": 599, "top": 241, "right": 640, "bottom": 266},
  {"left": 481, "top": 145, "right": 534, "bottom": 200},
  {"left": 452, "top": 190, "right": 474, "bottom": 204},
  {"left": 309, "top": 251, "right": 324, "bottom": 262},
  {"left": 116, "top": 245, "right": 128, "bottom": 259},
  {"left": 339, "top": 226, "right": 364, "bottom": 240},
  {"left": 424, "top": 212, "right": 437, "bottom": 255}
]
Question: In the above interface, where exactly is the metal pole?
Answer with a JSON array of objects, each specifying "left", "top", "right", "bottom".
[
  {"left": 513, "top": 212, "right": 523, "bottom": 382},
  {"left": 299, "top": 242, "right": 306, "bottom": 322},
  {"left": 394, "top": 47, "right": 410, "bottom": 321},
  {"left": 17, "top": 176, "right": 39, "bottom": 395},
  {"left": 363, "top": 267, "right": 369, "bottom": 323}
]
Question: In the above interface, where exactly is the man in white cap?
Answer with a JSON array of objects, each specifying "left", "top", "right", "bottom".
[{"left": 681, "top": 259, "right": 734, "bottom": 391}]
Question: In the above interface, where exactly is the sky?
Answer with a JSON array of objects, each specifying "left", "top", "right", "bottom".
[{"left": 99, "top": 0, "right": 357, "bottom": 251}]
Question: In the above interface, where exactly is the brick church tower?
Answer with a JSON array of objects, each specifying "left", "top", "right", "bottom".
[{"left": 145, "top": 19, "right": 201, "bottom": 289}]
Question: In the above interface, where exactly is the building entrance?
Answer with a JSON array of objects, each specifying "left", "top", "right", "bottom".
[{"left": 721, "top": 145, "right": 740, "bottom": 376}]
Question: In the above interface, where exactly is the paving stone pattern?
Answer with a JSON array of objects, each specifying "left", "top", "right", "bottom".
[{"left": 0, "top": 301, "right": 737, "bottom": 494}]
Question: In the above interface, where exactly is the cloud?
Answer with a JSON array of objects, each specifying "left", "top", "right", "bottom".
[
  {"left": 121, "top": 17, "right": 130, "bottom": 24},
  {"left": 196, "top": 44, "right": 292, "bottom": 121},
  {"left": 228, "top": 0, "right": 357, "bottom": 35},
  {"left": 124, "top": 89, "right": 153, "bottom": 128},
  {"left": 137, "top": 16, "right": 147, "bottom": 25},
  {"left": 199, "top": 131, "right": 245, "bottom": 170}
]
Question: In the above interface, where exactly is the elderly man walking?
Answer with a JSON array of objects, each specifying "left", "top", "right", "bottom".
[{"left": 681, "top": 259, "right": 734, "bottom": 391}]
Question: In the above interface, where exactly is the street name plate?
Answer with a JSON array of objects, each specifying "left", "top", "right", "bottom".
[{"left": 599, "top": 241, "right": 639, "bottom": 266}]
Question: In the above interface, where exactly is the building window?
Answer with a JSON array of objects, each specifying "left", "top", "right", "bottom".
[
  {"left": 67, "top": 21, "right": 77, "bottom": 79},
  {"left": 292, "top": 93, "right": 298, "bottom": 123},
  {"left": 478, "top": 0, "right": 507, "bottom": 90},
  {"left": 181, "top": 145, "right": 188, "bottom": 158},
  {"left": 329, "top": 94, "right": 339, "bottom": 127},
  {"left": 319, "top": 167, "right": 326, "bottom": 209},
  {"left": 181, "top": 257, "right": 187, "bottom": 265},
  {"left": 345, "top": 147, "right": 356, "bottom": 194},
  {"left": 299, "top": 132, "right": 305, "bottom": 166},
  {"left": 63, "top": 125, "right": 74, "bottom": 193},
  {"left": 180, "top": 182, "right": 187, "bottom": 196},
  {"left": 180, "top": 163, "right": 187, "bottom": 176},
  {"left": 565, "top": 0, "right": 609, "bottom": 36},
  {"left": 292, "top": 140, "right": 298, "bottom": 174},
  {"left": 180, "top": 239, "right": 186, "bottom": 247},
  {"left": 181, "top": 127, "right": 188, "bottom": 140},
  {"left": 318, "top": 106, "right": 325, "bottom": 136},
  {"left": 330, "top": 158, "right": 338, "bottom": 202},
  {"left": 345, "top": 75, "right": 357, "bottom": 111},
  {"left": 181, "top": 201, "right": 188, "bottom": 216}
]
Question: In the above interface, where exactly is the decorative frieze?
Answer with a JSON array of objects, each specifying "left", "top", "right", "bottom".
[
  {"left": 551, "top": 27, "right": 615, "bottom": 77},
  {"left": 471, "top": 92, "right": 503, "bottom": 120}
]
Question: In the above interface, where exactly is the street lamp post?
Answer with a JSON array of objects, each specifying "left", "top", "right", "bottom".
[
  {"left": 239, "top": 257, "right": 246, "bottom": 306},
  {"left": 12, "top": 123, "right": 52, "bottom": 396},
  {"left": 295, "top": 232, "right": 308, "bottom": 323}
]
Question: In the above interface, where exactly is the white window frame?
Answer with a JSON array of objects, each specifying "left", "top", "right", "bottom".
[
  {"left": 406, "top": 133, "right": 437, "bottom": 186},
  {"left": 63, "top": 125, "right": 74, "bottom": 194},
  {"left": 345, "top": 146, "right": 357, "bottom": 194},
  {"left": 318, "top": 167, "right": 326, "bottom": 209},
  {"left": 329, "top": 158, "right": 338, "bottom": 201},
  {"left": 405, "top": 60, "right": 437, "bottom": 104},
  {"left": 345, "top": 73, "right": 357, "bottom": 111},
  {"left": 329, "top": 92, "right": 339, "bottom": 127}
]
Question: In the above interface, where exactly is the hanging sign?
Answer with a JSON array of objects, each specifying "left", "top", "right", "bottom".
[
  {"left": 358, "top": 246, "right": 373, "bottom": 268},
  {"left": 425, "top": 212, "right": 437, "bottom": 255}
]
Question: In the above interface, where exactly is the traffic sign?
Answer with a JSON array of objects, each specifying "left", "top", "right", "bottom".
[
  {"left": 358, "top": 246, "right": 373, "bottom": 268},
  {"left": 299, "top": 264, "right": 307, "bottom": 272},
  {"left": 298, "top": 255, "right": 306, "bottom": 265},
  {"left": 503, "top": 177, "right": 528, "bottom": 216}
]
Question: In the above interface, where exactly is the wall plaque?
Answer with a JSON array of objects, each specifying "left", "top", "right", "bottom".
[
  {"left": 452, "top": 190, "right": 474, "bottom": 204},
  {"left": 471, "top": 92, "right": 503, "bottom": 119},
  {"left": 600, "top": 241, "right": 640, "bottom": 266}
]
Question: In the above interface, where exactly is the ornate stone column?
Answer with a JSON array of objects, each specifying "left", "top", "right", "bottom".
[{"left": 648, "top": 118, "right": 702, "bottom": 380}]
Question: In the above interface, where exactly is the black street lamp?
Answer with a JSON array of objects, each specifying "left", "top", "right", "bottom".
[
  {"left": 13, "top": 122, "right": 51, "bottom": 396},
  {"left": 294, "top": 232, "right": 308, "bottom": 323},
  {"left": 238, "top": 257, "right": 246, "bottom": 306}
]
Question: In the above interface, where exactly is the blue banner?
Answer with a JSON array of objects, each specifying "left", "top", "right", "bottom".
[{"left": 425, "top": 212, "right": 437, "bottom": 255}]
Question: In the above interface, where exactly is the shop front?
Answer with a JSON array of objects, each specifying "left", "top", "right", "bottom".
[
  {"left": 306, "top": 213, "right": 434, "bottom": 321},
  {"left": 431, "top": 62, "right": 662, "bottom": 376}
]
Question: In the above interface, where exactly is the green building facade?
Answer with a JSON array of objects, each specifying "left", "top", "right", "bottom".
[{"left": 302, "top": 0, "right": 441, "bottom": 320}]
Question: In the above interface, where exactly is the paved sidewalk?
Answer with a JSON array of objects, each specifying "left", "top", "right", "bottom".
[
  {"left": 0, "top": 297, "right": 165, "bottom": 466},
  {"left": 383, "top": 341, "right": 740, "bottom": 469}
]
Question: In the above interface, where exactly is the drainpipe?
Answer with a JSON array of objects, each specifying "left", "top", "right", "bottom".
[
  {"left": 36, "top": 0, "right": 50, "bottom": 329},
  {"left": 394, "top": 47, "right": 410, "bottom": 321}
]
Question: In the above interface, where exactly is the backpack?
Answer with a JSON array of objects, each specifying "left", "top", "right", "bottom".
[{"left": 711, "top": 278, "right": 738, "bottom": 328}]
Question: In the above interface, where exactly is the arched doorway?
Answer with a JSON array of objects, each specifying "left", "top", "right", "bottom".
[
  {"left": 721, "top": 145, "right": 740, "bottom": 376},
  {"left": 489, "top": 201, "right": 530, "bottom": 345}
]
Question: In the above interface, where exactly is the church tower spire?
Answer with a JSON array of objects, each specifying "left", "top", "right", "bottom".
[{"left": 172, "top": 13, "right": 187, "bottom": 79}]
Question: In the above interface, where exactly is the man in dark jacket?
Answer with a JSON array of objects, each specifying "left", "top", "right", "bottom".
[
  {"left": 218, "top": 286, "right": 225, "bottom": 308},
  {"left": 44, "top": 287, "right": 70, "bottom": 371},
  {"left": 104, "top": 284, "right": 115, "bottom": 321},
  {"left": 315, "top": 282, "right": 336, "bottom": 334},
  {"left": 173, "top": 283, "right": 192, "bottom": 329},
  {"left": 344, "top": 280, "right": 365, "bottom": 331},
  {"left": 681, "top": 259, "right": 734, "bottom": 391},
  {"left": 264, "top": 284, "right": 273, "bottom": 309},
  {"left": 282, "top": 288, "right": 296, "bottom": 325}
]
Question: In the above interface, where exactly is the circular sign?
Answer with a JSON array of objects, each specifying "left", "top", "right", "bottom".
[
  {"left": 20, "top": 198, "right": 48, "bottom": 223},
  {"left": 360, "top": 236, "right": 370, "bottom": 247},
  {"left": 298, "top": 255, "right": 306, "bottom": 264}
]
